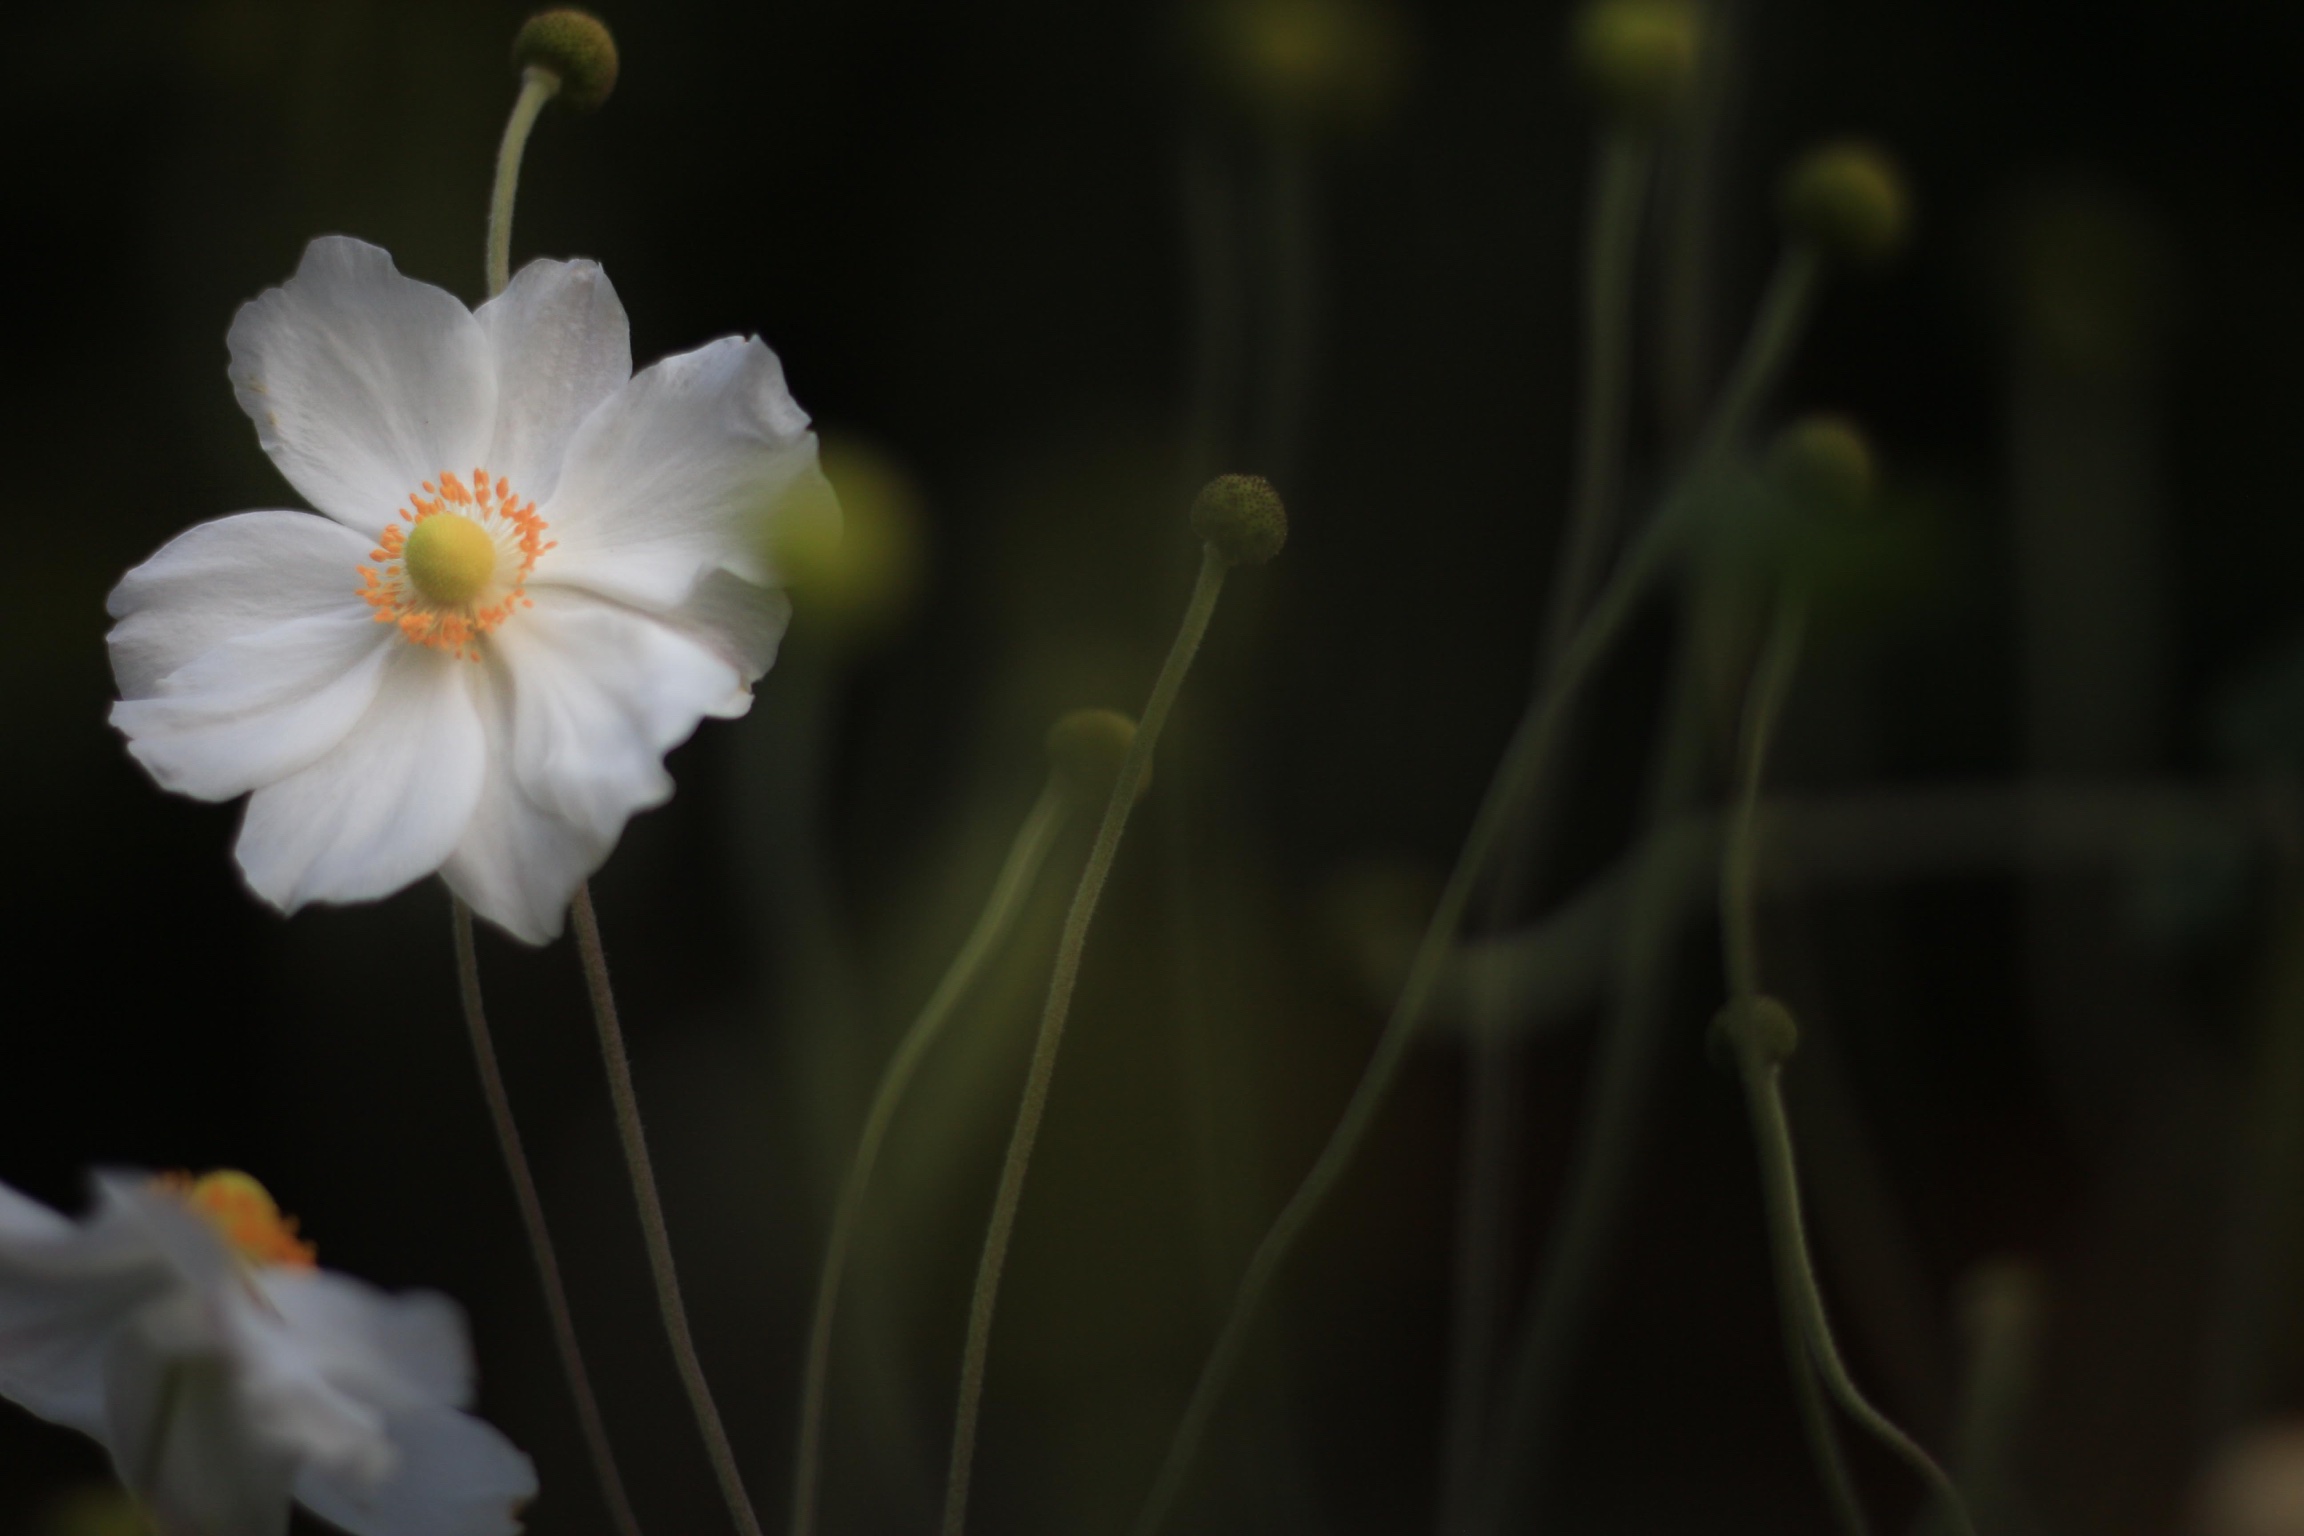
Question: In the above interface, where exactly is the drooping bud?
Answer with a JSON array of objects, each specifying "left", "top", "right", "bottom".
[
  {"left": 1768, "top": 414, "right": 1874, "bottom": 517},
  {"left": 1780, "top": 140, "right": 1910, "bottom": 265},
  {"left": 1047, "top": 708, "right": 1145, "bottom": 808},
  {"left": 1191, "top": 473, "right": 1289, "bottom": 566},
  {"left": 1708, "top": 994, "right": 1800, "bottom": 1072},
  {"left": 513, "top": 9, "right": 620, "bottom": 111},
  {"left": 1570, "top": 0, "right": 1701, "bottom": 127}
]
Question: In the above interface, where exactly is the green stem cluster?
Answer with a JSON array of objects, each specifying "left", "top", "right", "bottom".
[{"left": 941, "top": 548, "right": 1233, "bottom": 1536}]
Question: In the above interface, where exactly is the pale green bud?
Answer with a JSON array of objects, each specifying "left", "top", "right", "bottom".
[
  {"left": 1781, "top": 140, "right": 1911, "bottom": 265},
  {"left": 1192, "top": 473, "right": 1289, "bottom": 566},
  {"left": 513, "top": 9, "right": 619, "bottom": 111}
]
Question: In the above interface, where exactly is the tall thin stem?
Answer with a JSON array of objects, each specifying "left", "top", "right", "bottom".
[
  {"left": 1715, "top": 605, "right": 1975, "bottom": 1536},
  {"left": 1441, "top": 128, "right": 1653, "bottom": 1536},
  {"left": 792, "top": 782, "right": 1070, "bottom": 1536},
  {"left": 942, "top": 548, "right": 1232, "bottom": 1536},
  {"left": 1133, "top": 497, "right": 1689, "bottom": 1536},
  {"left": 487, "top": 66, "right": 560, "bottom": 299},
  {"left": 451, "top": 899, "right": 643, "bottom": 1536},
  {"left": 571, "top": 884, "right": 765, "bottom": 1536}
]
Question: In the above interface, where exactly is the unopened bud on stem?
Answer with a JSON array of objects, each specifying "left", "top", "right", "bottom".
[
  {"left": 1570, "top": 0, "right": 1701, "bottom": 127},
  {"left": 1709, "top": 994, "right": 1801, "bottom": 1072},
  {"left": 1781, "top": 140, "right": 1910, "bottom": 265},
  {"left": 1768, "top": 414, "right": 1875, "bottom": 517},
  {"left": 513, "top": 9, "right": 620, "bottom": 111},
  {"left": 1192, "top": 473, "right": 1289, "bottom": 566}
]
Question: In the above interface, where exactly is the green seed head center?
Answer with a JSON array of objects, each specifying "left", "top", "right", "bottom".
[{"left": 404, "top": 513, "right": 496, "bottom": 606}]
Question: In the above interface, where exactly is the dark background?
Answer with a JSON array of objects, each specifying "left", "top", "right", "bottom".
[{"left": 5, "top": 2, "right": 2304, "bottom": 1534}]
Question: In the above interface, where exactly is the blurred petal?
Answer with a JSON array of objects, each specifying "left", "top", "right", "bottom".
[
  {"left": 227, "top": 237, "right": 494, "bottom": 532},
  {"left": 106, "top": 511, "right": 376, "bottom": 699},
  {"left": 475, "top": 258, "right": 631, "bottom": 504},
  {"left": 537, "top": 335, "right": 816, "bottom": 609},
  {"left": 255, "top": 1270, "right": 472, "bottom": 1412},
  {"left": 294, "top": 1408, "right": 537, "bottom": 1536},
  {"left": 106, "top": 1323, "right": 297, "bottom": 1536},
  {"left": 0, "top": 1182, "right": 170, "bottom": 1439},
  {"left": 492, "top": 587, "right": 744, "bottom": 842},
  {"left": 438, "top": 661, "right": 609, "bottom": 945},
  {"left": 235, "top": 646, "right": 486, "bottom": 912}
]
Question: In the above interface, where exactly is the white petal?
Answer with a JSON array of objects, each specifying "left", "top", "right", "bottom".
[
  {"left": 107, "top": 511, "right": 378, "bottom": 699},
  {"left": 294, "top": 1407, "right": 537, "bottom": 1536},
  {"left": 535, "top": 335, "right": 817, "bottom": 609},
  {"left": 474, "top": 258, "right": 631, "bottom": 504},
  {"left": 255, "top": 1270, "right": 472, "bottom": 1413},
  {"left": 221, "top": 1289, "right": 397, "bottom": 1489},
  {"left": 235, "top": 645, "right": 486, "bottom": 912},
  {"left": 112, "top": 612, "right": 396, "bottom": 802},
  {"left": 228, "top": 237, "right": 495, "bottom": 533},
  {"left": 439, "top": 660, "right": 610, "bottom": 946},
  {"left": 0, "top": 1181, "right": 171, "bottom": 1440},
  {"left": 107, "top": 1323, "right": 298, "bottom": 1536},
  {"left": 659, "top": 568, "right": 791, "bottom": 711},
  {"left": 492, "top": 588, "right": 744, "bottom": 843}
]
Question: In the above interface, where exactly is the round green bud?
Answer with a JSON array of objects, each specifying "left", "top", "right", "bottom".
[
  {"left": 1707, "top": 994, "right": 1800, "bottom": 1071},
  {"left": 1570, "top": 0, "right": 1701, "bottom": 126},
  {"left": 1191, "top": 473, "right": 1289, "bottom": 566},
  {"left": 1046, "top": 708, "right": 1146, "bottom": 808},
  {"left": 1767, "top": 414, "right": 1875, "bottom": 517},
  {"left": 763, "top": 437, "right": 928, "bottom": 650},
  {"left": 1193, "top": 0, "right": 1409, "bottom": 132},
  {"left": 513, "top": 9, "right": 619, "bottom": 112},
  {"left": 1780, "top": 140, "right": 1910, "bottom": 265}
]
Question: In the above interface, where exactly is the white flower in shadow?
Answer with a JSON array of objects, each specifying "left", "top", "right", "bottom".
[
  {"left": 0, "top": 1171, "right": 534, "bottom": 1536},
  {"left": 109, "top": 236, "right": 829, "bottom": 941}
]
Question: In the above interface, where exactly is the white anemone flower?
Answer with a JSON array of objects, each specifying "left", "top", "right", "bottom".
[
  {"left": 108, "top": 236, "right": 825, "bottom": 942},
  {"left": 0, "top": 1169, "right": 535, "bottom": 1536}
]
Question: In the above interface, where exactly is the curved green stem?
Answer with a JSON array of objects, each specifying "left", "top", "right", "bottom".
[
  {"left": 1716, "top": 602, "right": 1974, "bottom": 1536},
  {"left": 486, "top": 66, "right": 560, "bottom": 299},
  {"left": 941, "top": 547, "right": 1232, "bottom": 1536},
  {"left": 572, "top": 885, "right": 765, "bottom": 1536},
  {"left": 452, "top": 900, "right": 643, "bottom": 1536},
  {"left": 1722, "top": 601, "right": 1807, "bottom": 1003},
  {"left": 1441, "top": 129, "right": 1654, "bottom": 1536},
  {"left": 1133, "top": 499, "right": 1688, "bottom": 1536},
  {"left": 791, "top": 781, "right": 1069, "bottom": 1536}
]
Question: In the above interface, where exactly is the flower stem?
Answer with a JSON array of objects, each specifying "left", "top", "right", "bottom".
[
  {"left": 1439, "top": 128, "right": 1653, "bottom": 1536},
  {"left": 570, "top": 883, "right": 765, "bottom": 1536},
  {"left": 1715, "top": 606, "right": 1978, "bottom": 1536},
  {"left": 792, "top": 781, "right": 1070, "bottom": 1536},
  {"left": 487, "top": 66, "right": 560, "bottom": 300},
  {"left": 942, "top": 546, "right": 1231, "bottom": 1536},
  {"left": 451, "top": 899, "right": 644, "bottom": 1536},
  {"left": 1132, "top": 493, "right": 1688, "bottom": 1536}
]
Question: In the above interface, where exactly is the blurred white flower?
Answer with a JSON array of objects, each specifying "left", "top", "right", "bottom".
[
  {"left": 109, "top": 236, "right": 828, "bottom": 941},
  {"left": 0, "top": 1170, "right": 535, "bottom": 1536}
]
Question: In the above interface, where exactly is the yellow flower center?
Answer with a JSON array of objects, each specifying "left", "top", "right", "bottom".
[
  {"left": 158, "top": 1169, "right": 316, "bottom": 1269},
  {"left": 358, "top": 468, "right": 554, "bottom": 659},
  {"left": 403, "top": 512, "right": 497, "bottom": 606}
]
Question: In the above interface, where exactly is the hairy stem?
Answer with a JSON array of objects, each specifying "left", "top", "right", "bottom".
[
  {"left": 571, "top": 884, "right": 765, "bottom": 1536},
  {"left": 452, "top": 901, "right": 643, "bottom": 1536},
  {"left": 486, "top": 66, "right": 559, "bottom": 300}
]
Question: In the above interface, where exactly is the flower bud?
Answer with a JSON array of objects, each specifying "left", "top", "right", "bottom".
[
  {"left": 1047, "top": 708, "right": 1146, "bottom": 808},
  {"left": 513, "top": 9, "right": 619, "bottom": 111},
  {"left": 1191, "top": 473, "right": 1289, "bottom": 566},
  {"left": 765, "top": 437, "right": 927, "bottom": 650},
  {"left": 1780, "top": 140, "right": 1910, "bottom": 265},
  {"left": 1570, "top": 0, "right": 1701, "bottom": 126},
  {"left": 1193, "top": 0, "right": 1409, "bottom": 131},
  {"left": 1708, "top": 994, "right": 1800, "bottom": 1071},
  {"left": 1768, "top": 414, "right": 1874, "bottom": 517}
]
